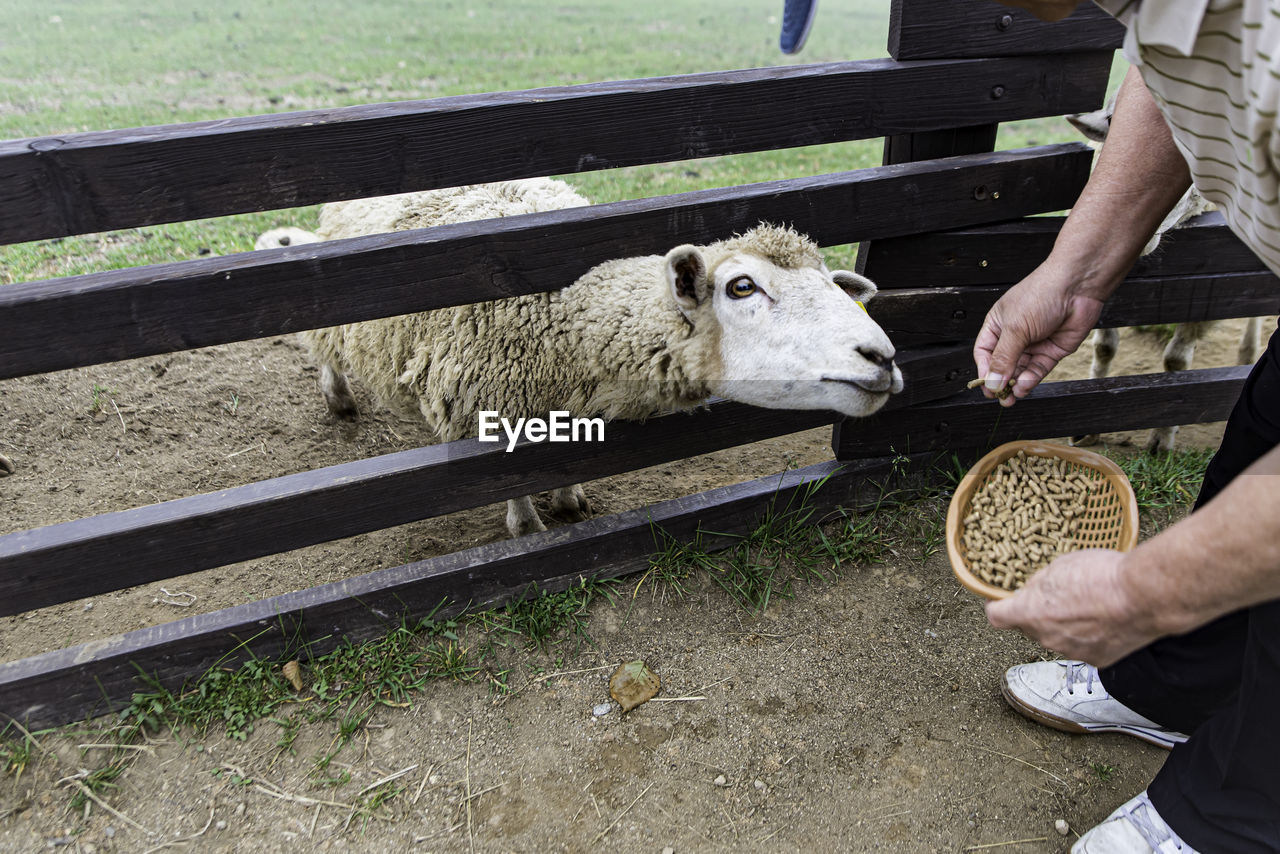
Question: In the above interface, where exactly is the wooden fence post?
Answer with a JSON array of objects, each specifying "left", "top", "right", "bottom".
[{"left": 836, "top": 0, "right": 1117, "bottom": 464}]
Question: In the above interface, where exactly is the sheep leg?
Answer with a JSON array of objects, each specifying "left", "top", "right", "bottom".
[
  {"left": 506, "top": 496, "right": 548, "bottom": 538},
  {"left": 320, "top": 364, "right": 359, "bottom": 420},
  {"left": 1162, "top": 322, "right": 1204, "bottom": 373},
  {"left": 0, "top": 452, "right": 13, "bottom": 477},
  {"left": 1147, "top": 322, "right": 1205, "bottom": 453},
  {"left": 549, "top": 484, "right": 592, "bottom": 522},
  {"left": 1070, "top": 327, "right": 1118, "bottom": 447},
  {"left": 1239, "top": 316, "right": 1262, "bottom": 365},
  {"left": 1148, "top": 423, "right": 1179, "bottom": 454},
  {"left": 1089, "top": 327, "right": 1120, "bottom": 379}
]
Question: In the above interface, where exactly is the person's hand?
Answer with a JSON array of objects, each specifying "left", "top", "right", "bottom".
[
  {"left": 972, "top": 264, "right": 1105, "bottom": 406},
  {"left": 985, "top": 549, "right": 1157, "bottom": 667}
]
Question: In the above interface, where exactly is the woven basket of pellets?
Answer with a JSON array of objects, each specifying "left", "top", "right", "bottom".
[{"left": 946, "top": 440, "right": 1139, "bottom": 600}]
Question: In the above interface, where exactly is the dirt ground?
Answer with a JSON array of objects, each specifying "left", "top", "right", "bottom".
[{"left": 0, "top": 315, "right": 1271, "bottom": 853}]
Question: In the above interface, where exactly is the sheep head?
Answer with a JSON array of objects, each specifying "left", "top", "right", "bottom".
[
  {"left": 1065, "top": 101, "right": 1215, "bottom": 257},
  {"left": 664, "top": 225, "right": 902, "bottom": 418}
]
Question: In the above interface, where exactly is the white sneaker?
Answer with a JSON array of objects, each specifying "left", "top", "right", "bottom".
[
  {"left": 1073, "top": 790, "right": 1200, "bottom": 853},
  {"left": 1001, "top": 661, "right": 1189, "bottom": 749}
]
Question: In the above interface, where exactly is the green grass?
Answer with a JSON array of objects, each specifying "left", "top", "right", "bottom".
[
  {"left": 0, "top": 0, "right": 897, "bottom": 281},
  {"left": 637, "top": 465, "right": 952, "bottom": 613},
  {"left": 471, "top": 576, "right": 619, "bottom": 655},
  {"left": 1133, "top": 323, "right": 1180, "bottom": 344},
  {"left": 1106, "top": 446, "right": 1215, "bottom": 509},
  {"left": 0, "top": 1, "right": 882, "bottom": 140},
  {"left": 0, "top": 721, "right": 46, "bottom": 784},
  {"left": 0, "top": 0, "right": 1118, "bottom": 283},
  {"left": 639, "top": 525, "right": 722, "bottom": 600},
  {"left": 1, "top": 0, "right": 890, "bottom": 141}
]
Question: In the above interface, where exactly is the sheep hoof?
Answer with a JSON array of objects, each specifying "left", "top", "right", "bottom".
[
  {"left": 0, "top": 453, "right": 13, "bottom": 476},
  {"left": 1069, "top": 433, "right": 1100, "bottom": 447},
  {"left": 508, "top": 516, "right": 548, "bottom": 538},
  {"left": 326, "top": 398, "right": 360, "bottom": 421},
  {"left": 320, "top": 365, "right": 359, "bottom": 419},
  {"left": 506, "top": 497, "right": 548, "bottom": 538},
  {"left": 550, "top": 485, "right": 591, "bottom": 522},
  {"left": 1146, "top": 428, "right": 1177, "bottom": 454}
]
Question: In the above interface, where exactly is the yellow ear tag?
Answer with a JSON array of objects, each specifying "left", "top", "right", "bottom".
[{"left": 856, "top": 300, "right": 866, "bottom": 313}]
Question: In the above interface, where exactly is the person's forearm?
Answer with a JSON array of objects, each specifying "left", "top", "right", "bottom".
[
  {"left": 1046, "top": 67, "right": 1192, "bottom": 301},
  {"left": 1120, "top": 443, "right": 1280, "bottom": 637}
]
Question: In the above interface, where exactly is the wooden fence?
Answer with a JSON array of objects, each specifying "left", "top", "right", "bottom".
[{"left": 1, "top": 0, "right": 1271, "bottom": 728}]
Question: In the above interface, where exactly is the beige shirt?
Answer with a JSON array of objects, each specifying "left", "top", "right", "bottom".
[{"left": 1094, "top": 0, "right": 1280, "bottom": 275}]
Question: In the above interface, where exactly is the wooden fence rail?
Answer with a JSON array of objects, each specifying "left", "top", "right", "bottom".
[
  {"left": 873, "top": 271, "right": 1280, "bottom": 348},
  {"left": 834, "top": 367, "right": 1251, "bottom": 457},
  {"left": 1, "top": 54, "right": 1110, "bottom": 243},
  {"left": 0, "top": 344, "right": 973, "bottom": 616},
  {"left": 861, "top": 212, "right": 1270, "bottom": 287},
  {"left": 1, "top": 145, "right": 1093, "bottom": 379},
  {"left": 0, "top": 452, "right": 940, "bottom": 729}
]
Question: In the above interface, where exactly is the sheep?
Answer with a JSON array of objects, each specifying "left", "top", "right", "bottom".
[
  {"left": 257, "top": 178, "right": 902, "bottom": 537},
  {"left": 0, "top": 453, "right": 12, "bottom": 477},
  {"left": 1066, "top": 105, "right": 1262, "bottom": 452}
]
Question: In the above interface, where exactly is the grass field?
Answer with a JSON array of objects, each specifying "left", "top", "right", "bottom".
[
  {"left": 0, "top": 0, "right": 1122, "bottom": 281},
  {"left": 1, "top": 0, "right": 892, "bottom": 136}
]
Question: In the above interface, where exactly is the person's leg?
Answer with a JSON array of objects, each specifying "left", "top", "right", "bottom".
[
  {"left": 1006, "top": 323, "right": 1280, "bottom": 849},
  {"left": 1098, "top": 321, "right": 1280, "bottom": 735},
  {"left": 1094, "top": 322, "right": 1280, "bottom": 849},
  {"left": 1146, "top": 599, "right": 1280, "bottom": 852},
  {"left": 1004, "top": 323, "right": 1280, "bottom": 752}
]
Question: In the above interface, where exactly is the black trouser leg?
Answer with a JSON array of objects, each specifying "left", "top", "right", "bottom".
[
  {"left": 1097, "top": 322, "right": 1280, "bottom": 852},
  {"left": 1147, "top": 599, "right": 1280, "bottom": 852}
]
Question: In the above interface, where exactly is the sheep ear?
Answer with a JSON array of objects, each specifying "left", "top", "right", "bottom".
[
  {"left": 1065, "top": 107, "right": 1111, "bottom": 142},
  {"left": 665, "top": 245, "right": 709, "bottom": 312},
  {"left": 833, "top": 270, "right": 878, "bottom": 303}
]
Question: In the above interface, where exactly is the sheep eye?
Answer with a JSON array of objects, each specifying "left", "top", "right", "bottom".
[{"left": 726, "top": 276, "right": 757, "bottom": 299}]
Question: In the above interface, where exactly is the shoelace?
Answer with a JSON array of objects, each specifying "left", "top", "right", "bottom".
[
  {"left": 1064, "top": 661, "right": 1098, "bottom": 696},
  {"left": 1119, "top": 792, "right": 1194, "bottom": 853}
]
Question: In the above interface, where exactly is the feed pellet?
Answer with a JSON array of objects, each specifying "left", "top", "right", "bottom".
[{"left": 967, "top": 376, "right": 1015, "bottom": 400}]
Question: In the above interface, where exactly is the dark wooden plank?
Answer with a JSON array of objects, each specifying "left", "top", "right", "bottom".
[
  {"left": 858, "top": 123, "right": 1000, "bottom": 278},
  {"left": 881, "top": 124, "right": 1000, "bottom": 166},
  {"left": 868, "top": 271, "right": 1280, "bottom": 348},
  {"left": 889, "top": 0, "right": 1123, "bottom": 60},
  {"left": 861, "top": 216, "right": 1063, "bottom": 288},
  {"left": 833, "top": 366, "right": 1251, "bottom": 459},
  {"left": 0, "top": 53, "right": 1113, "bottom": 244},
  {"left": 860, "top": 213, "right": 1270, "bottom": 288},
  {"left": 0, "top": 145, "right": 1095, "bottom": 381},
  {"left": 879, "top": 342, "right": 976, "bottom": 408},
  {"left": 1126, "top": 214, "right": 1273, "bottom": 278},
  {"left": 0, "top": 344, "right": 966, "bottom": 617},
  {"left": 0, "top": 452, "right": 955, "bottom": 729}
]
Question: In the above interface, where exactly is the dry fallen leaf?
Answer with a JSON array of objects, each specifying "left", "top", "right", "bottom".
[
  {"left": 282, "top": 660, "right": 304, "bottom": 692},
  {"left": 609, "top": 660, "right": 660, "bottom": 712}
]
